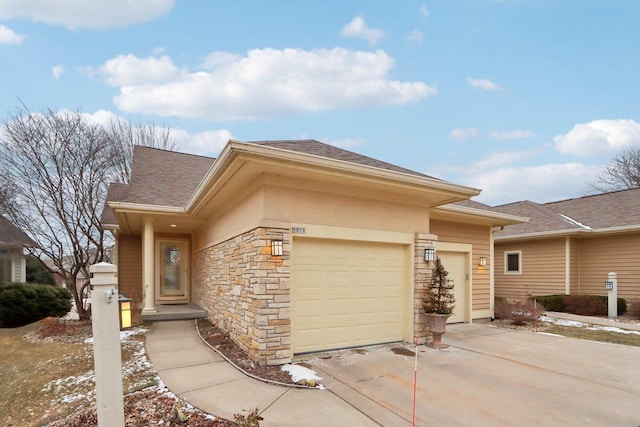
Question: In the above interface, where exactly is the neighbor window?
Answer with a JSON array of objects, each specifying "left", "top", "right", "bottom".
[{"left": 505, "top": 251, "right": 522, "bottom": 274}]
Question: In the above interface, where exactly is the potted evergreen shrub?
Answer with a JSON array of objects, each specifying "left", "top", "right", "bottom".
[{"left": 423, "top": 256, "right": 455, "bottom": 349}]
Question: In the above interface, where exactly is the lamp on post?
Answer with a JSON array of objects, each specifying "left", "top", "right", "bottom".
[{"left": 118, "top": 295, "right": 133, "bottom": 329}]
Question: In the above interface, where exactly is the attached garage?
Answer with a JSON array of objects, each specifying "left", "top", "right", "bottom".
[{"left": 291, "top": 237, "right": 409, "bottom": 354}]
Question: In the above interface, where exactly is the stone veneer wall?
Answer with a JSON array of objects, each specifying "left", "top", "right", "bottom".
[
  {"left": 193, "top": 227, "right": 291, "bottom": 366},
  {"left": 414, "top": 234, "right": 437, "bottom": 343}
]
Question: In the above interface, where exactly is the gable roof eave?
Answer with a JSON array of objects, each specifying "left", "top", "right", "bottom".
[
  {"left": 186, "top": 140, "right": 481, "bottom": 213},
  {"left": 431, "top": 204, "right": 529, "bottom": 227}
]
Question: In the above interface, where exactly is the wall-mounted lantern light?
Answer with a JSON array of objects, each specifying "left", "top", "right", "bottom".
[
  {"left": 424, "top": 248, "right": 436, "bottom": 262},
  {"left": 118, "top": 295, "right": 133, "bottom": 329},
  {"left": 271, "top": 240, "right": 284, "bottom": 256},
  {"left": 479, "top": 256, "right": 487, "bottom": 267}
]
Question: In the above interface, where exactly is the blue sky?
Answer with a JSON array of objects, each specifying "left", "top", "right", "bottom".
[{"left": 2, "top": 1, "right": 640, "bottom": 206}]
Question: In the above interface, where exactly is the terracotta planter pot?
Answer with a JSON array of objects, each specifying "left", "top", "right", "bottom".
[{"left": 425, "top": 313, "right": 451, "bottom": 349}]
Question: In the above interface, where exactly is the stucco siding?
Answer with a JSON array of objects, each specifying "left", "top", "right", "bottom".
[
  {"left": 495, "top": 238, "right": 567, "bottom": 299},
  {"left": 576, "top": 233, "right": 640, "bottom": 300},
  {"left": 263, "top": 183, "right": 429, "bottom": 234},
  {"left": 430, "top": 220, "right": 491, "bottom": 311}
]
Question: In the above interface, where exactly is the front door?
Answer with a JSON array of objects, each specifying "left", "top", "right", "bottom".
[{"left": 156, "top": 239, "right": 189, "bottom": 303}]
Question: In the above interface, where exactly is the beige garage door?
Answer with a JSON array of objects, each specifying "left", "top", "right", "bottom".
[
  {"left": 291, "top": 238, "right": 407, "bottom": 354},
  {"left": 437, "top": 251, "right": 467, "bottom": 323}
]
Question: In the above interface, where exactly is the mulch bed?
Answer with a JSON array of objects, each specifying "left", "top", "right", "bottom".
[
  {"left": 195, "top": 318, "right": 296, "bottom": 385},
  {"left": 47, "top": 387, "right": 235, "bottom": 427}
]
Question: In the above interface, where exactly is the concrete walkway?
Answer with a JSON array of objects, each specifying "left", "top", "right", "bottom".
[
  {"left": 145, "top": 320, "right": 378, "bottom": 427},
  {"left": 146, "top": 318, "right": 640, "bottom": 426}
]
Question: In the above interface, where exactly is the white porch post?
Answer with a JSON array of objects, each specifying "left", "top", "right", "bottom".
[{"left": 142, "top": 217, "right": 156, "bottom": 314}]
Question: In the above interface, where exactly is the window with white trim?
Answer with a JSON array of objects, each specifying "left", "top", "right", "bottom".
[{"left": 505, "top": 251, "right": 522, "bottom": 274}]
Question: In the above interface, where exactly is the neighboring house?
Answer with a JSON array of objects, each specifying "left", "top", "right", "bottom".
[
  {"left": 101, "top": 140, "right": 523, "bottom": 365},
  {"left": 492, "top": 188, "right": 640, "bottom": 301},
  {"left": 0, "top": 214, "right": 35, "bottom": 283}
]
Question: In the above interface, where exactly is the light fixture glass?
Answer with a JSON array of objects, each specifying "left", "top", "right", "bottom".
[
  {"left": 479, "top": 256, "right": 487, "bottom": 267},
  {"left": 119, "top": 296, "right": 133, "bottom": 329},
  {"left": 424, "top": 248, "right": 436, "bottom": 262},
  {"left": 271, "top": 240, "right": 284, "bottom": 256}
]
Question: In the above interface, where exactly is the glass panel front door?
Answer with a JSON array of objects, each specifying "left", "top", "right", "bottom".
[{"left": 157, "top": 240, "right": 189, "bottom": 301}]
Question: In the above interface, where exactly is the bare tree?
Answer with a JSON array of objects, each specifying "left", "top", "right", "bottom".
[
  {"left": 591, "top": 147, "right": 640, "bottom": 193},
  {"left": 0, "top": 105, "right": 176, "bottom": 319},
  {"left": 106, "top": 117, "right": 176, "bottom": 184}
]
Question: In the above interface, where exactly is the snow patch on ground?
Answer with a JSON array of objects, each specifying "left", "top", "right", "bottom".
[
  {"left": 542, "top": 315, "right": 640, "bottom": 335},
  {"left": 587, "top": 326, "right": 640, "bottom": 335},
  {"left": 84, "top": 326, "right": 149, "bottom": 344},
  {"left": 540, "top": 316, "right": 584, "bottom": 327},
  {"left": 281, "top": 364, "right": 324, "bottom": 388}
]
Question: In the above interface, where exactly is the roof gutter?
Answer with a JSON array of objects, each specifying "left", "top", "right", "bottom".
[
  {"left": 495, "top": 223, "right": 640, "bottom": 241},
  {"left": 433, "top": 204, "right": 528, "bottom": 225},
  {"left": 186, "top": 140, "right": 481, "bottom": 211}
]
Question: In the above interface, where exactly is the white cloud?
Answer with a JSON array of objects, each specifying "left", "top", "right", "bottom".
[
  {"left": 420, "top": 5, "right": 430, "bottom": 18},
  {"left": 0, "top": 24, "right": 24, "bottom": 44},
  {"left": 450, "top": 128, "right": 478, "bottom": 141},
  {"left": 102, "top": 48, "right": 436, "bottom": 121},
  {"left": 172, "top": 129, "right": 232, "bottom": 157},
  {"left": 469, "top": 163, "right": 604, "bottom": 205},
  {"left": 490, "top": 130, "right": 534, "bottom": 140},
  {"left": 467, "top": 77, "right": 502, "bottom": 91},
  {"left": 0, "top": 0, "right": 174, "bottom": 30},
  {"left": 554, "top": 119, "right": 640, "bottom": 157},
  {"left": 470, "top": 150, "right": 539, "bottom": 169},
  {"left": 100, "top": 54, "right": 180, "bottom": 86},
  {"left": 51, "top": 65, "right": 64, "bottom": 80},
  {"left": 72, "top": 109, "right": 231, "bottom": 157},
  {"left": 340, "top": 16, "right": 385, "bottom": 45},
  {"left": 407, "top": 29, "right": 425, "bottom": 43}
]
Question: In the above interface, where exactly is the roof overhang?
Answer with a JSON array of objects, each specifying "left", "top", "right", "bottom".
[
  {"left": 495, "top": 223, "right": 640, "bottom": 242},
  {"left": 108, "top": 140, "right": 484, "bottom": 234},
  {"left": 431, "top": 204, "right": 528, "bottom": 227},
  {"left": 187, "top": 140, "right": 481, "bottom": 215}
]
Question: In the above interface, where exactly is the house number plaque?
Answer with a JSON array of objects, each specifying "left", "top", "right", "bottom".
[{"left": 291, "top": 227, "right": 306, "bottom": 234}]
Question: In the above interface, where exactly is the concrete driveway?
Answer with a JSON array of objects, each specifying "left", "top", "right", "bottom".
[{"left": 307, "top": 324, "right": 640, "bottom": 426}]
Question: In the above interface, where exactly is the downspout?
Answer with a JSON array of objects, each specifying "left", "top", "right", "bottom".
[
  {"left": 489, "top": 227, "right": 498, "bottom": 318},
  {"left": 565, "top": 237, "right": 571, "bottom": 295}
]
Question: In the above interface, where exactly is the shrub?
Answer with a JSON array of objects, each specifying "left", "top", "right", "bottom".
[
  {"left": 534, "top": 295, "right": 566, "bottom": 312},
  {"left": 565, "top": 295, "right": 607, "bottom": 316},
  {"left": 26, "top": 255, "right": 56, "bottom": 286},
  {"left": 0, "top": 282, "right": 71, "bottom": 328},
  {"left": 534, "top": 294, "right": 627, "bottom": 316},
  {"left": 628, "top": 299, "right": 640, "bottom": 320},
  {"left": 494, "top": 298, "right": 542, "bottom": 325},
  {"left": 423, "top": 257, "right": 455, "bottom": 315},
  {"left": 593, "top": 296, "right": 627, "bottom": 315}
]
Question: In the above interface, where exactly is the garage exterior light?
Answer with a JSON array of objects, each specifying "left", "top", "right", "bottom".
[
  {"left": 479, "top": 256, "right": 487, "bottom": 267},
  {"left": 271, "top": 240, "right": 284, "bottom": 256},
  {"left": 424, "top": 248, "right": 436, "bottom": 262}
]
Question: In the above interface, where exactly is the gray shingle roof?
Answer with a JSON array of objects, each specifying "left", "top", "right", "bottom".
[
  {"left": 0, "top": 215, "right": 35, "bottom": 247},
  {"left": 493, "top": 187, "right": 640, "bottom": 237},
  {"left": 249, "top": 140, "right": 435, "bottom": 179},
  {"left": 114, "top": 140, "right": 442, "bottom": 209},
  {"left": 124, "top": 146, "right": 215, "bottom": 207},
  {"left": 100, "top": 182, "right": 130, "bottom": 225}
]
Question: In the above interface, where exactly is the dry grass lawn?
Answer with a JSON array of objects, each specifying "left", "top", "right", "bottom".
[
  {"left": 0, "top": 321, "right": 157, "bottom": 427},
  {"left": 543, "top": 323, "right": 640, "bottom": 347}
]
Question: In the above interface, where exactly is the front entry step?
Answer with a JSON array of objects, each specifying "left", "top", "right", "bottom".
[{"left": 141, "top": 303, "right": 207, "bottom": 322}]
